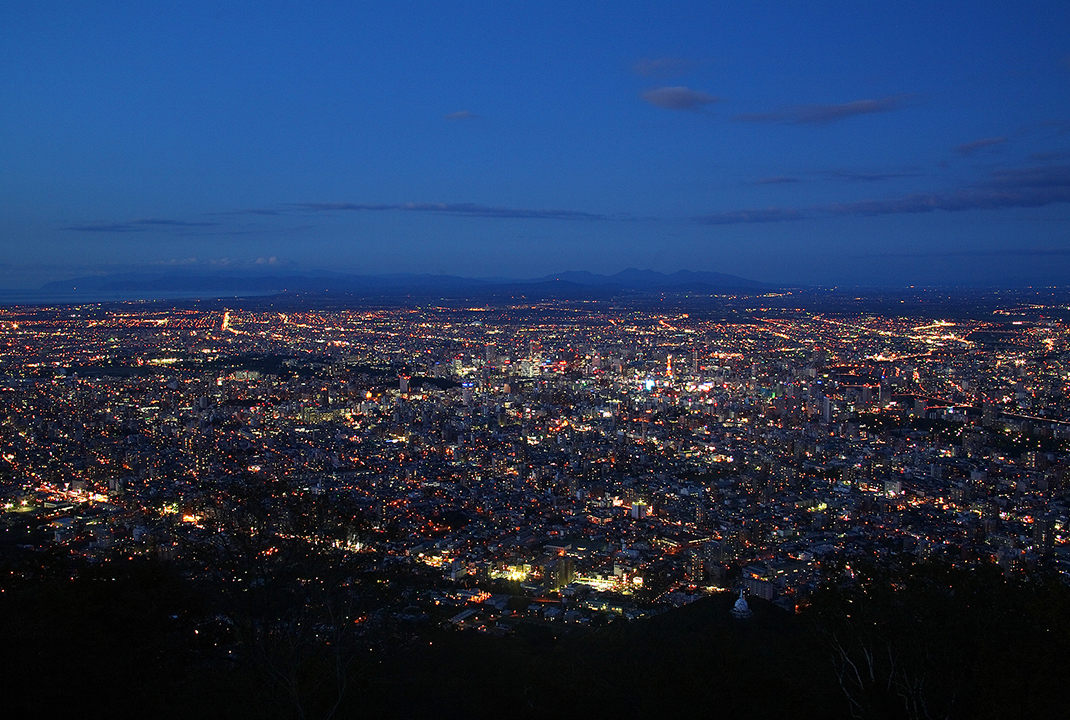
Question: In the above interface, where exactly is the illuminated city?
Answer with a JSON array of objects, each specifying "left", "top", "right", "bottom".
[{"left": 2, "top": 288, "right": 1070, "bottom": 716}]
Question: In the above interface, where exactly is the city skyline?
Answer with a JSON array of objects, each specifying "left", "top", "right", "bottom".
[{"left": 3, "top": 2, "right": 1070, "bottom": 289}]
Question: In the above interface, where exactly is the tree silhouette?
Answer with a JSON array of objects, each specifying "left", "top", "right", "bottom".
[{"left": 808, "top": 556, "right": 1070, "bottom": 720}]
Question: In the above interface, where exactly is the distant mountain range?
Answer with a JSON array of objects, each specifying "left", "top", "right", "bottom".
[
  {"left": 36, "top": 268, "right": 774, "bottom": 300},
  {"left": 538, "top": 269, "right": 771, "bottom": 290}
]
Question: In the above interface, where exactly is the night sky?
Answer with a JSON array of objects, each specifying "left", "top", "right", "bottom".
[{"left": 3, "top": 1, "right": 1069, "bottom": 289}]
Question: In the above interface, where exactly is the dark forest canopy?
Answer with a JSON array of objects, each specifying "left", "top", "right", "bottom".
[{"left": 2, "top": 548, "right": 1068, "bottom": 719}]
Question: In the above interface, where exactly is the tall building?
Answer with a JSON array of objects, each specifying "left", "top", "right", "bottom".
[
  {"left": 1033, "top": 516, "right": 1055, "bottom": 551},
  {"left": 686, "top": 550, "right": 703, "bottom": 584}
]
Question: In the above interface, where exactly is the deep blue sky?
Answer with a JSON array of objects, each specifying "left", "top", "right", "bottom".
[{"left": 3, "top": 1, "right": 1069, "bottom": 288}]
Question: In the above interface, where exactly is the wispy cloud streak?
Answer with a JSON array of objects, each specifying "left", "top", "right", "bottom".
[
  {"left": 735, "top": 96, "right": 910, "bottom": 124},
  {"left": 290, "top": 202, "right": 615, "bottom": 221},
  {"left": 66, "top": 201, "right": 629, "bottom": 234},
  {"left": 67, "top": 219, "right": 219, "bottom": 232},
  {"left": 641, "top": 86, "right": 721, "bottom": 111},
  {"left": 955, "top": 137, "right": 1007, "bottom": 156},
  {"left": 826, "top": 187, "right": 1070, "bottom": 216},
  {"left": 695, "top": 165, "right": 1070, "bottom": 225},
  {"left": 823, "top": 169, "right": 923, "bottom": 182},
  {"left": 694, "top": 208, "right": 805, "bottom": 225},
  {"left": 851, "top": 247, "right": 1070, "bottom": 259}
]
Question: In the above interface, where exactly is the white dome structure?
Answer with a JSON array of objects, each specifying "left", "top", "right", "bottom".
[{"left": 731, "top": 589, "right": 753, "bottom": 619}]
